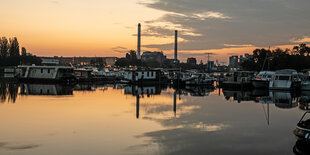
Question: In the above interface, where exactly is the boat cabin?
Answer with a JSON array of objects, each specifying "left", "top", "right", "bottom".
[
  {"left": 18, "top": 65, "right": 76, "bottom": 83},
  {"left": 124, "top": 69, "right": 163, "bottom": 84}
]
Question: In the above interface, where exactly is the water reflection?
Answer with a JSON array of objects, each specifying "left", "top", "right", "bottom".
[
  {"left": 0, "top": 81, "right": 309, "bottom": 154},
  {"left": 0, "top": 82, "right": 18, "bottom": 103},
  {"left": 20, "top": 84, "right": 73, "bottom": 95},
  {"left": 223, "top": 89, "right": 303, "bottom": 109},
  {"left": 124, "top": 85, "right": 168, "bottom": 119},
  {"left": 299, "top": 91, "right": 310, "bottom": 111}
]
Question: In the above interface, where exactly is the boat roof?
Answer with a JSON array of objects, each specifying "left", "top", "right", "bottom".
[
  {"left": 275, "top": 69, "right": 298, "bottom": 74},
  {"left": 257, "top": 71, "right": 275, "bottom": 74}
]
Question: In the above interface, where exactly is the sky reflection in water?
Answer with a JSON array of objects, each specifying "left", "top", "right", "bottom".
[{"left": 0, "top": 83, "right": 307, "bottom": 155}]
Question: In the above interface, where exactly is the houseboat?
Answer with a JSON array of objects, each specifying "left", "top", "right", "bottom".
[
  {"left": 18, "top": 65, "right": 76, "bottom": 84},
  {"left": 123, "top": 69, "right": 166, "bottom": 85},
  {"left": 252, "top": 71, "right": 275, "bottom": 88},
  {"left": 221, "top": 71, "right": 254, "bottom": 89},
  {"left": 269, "top": 69, "right": 301, "bottom": 90}
]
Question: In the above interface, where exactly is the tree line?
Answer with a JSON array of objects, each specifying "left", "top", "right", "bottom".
[
  {"left": 0, "top": 37, "right": 41, "bottom": 66},
  {"left": 240, "top": 43, "right": 310, "bottom": 71}
]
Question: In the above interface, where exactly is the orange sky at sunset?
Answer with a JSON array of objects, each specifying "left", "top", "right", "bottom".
[{"left": 1, "top": 0, "right": 309, "bottom": 63}]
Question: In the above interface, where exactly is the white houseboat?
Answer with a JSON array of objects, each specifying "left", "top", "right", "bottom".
[
  {"left": 123, "top": 69, "right": 165, "bottom": 84},
  {"left": 269, "top": 69, "right": 301, "bottom": 90},
  {"left": 18, "top": 65, "right": 76, "bottom": 84},
  {"left": 252, "top": 71, "right": 275, "bottom": 88}
]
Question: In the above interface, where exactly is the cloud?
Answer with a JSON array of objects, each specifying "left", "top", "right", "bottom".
[
  {"left": 224, "top": 44, "right": 254, "bottom": 47},
  {"left": 111, "top": 46, "right": 128, "bottom": 53},
  {"left": 49, "top": 0, "right": 60, "bottom": 4},
  {"left": 193, "top": 11, "right": 231, "bottom": 20},
  {"left": 290, "top": 36, "right": 310, "bottom": 43},
  {"left": 140, "top": 0, "right": 310, "bottom": 52},
  {"left": 0, "top": 142, "right": 41, "bottom": 150}
]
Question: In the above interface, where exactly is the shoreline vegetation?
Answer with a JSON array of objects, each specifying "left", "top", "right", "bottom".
[
  {"left": 240, "top": 44, "right": 310, "bottom": 71},
  {"left": 0, "top": 37, "right": 41, "bottom": 67}
]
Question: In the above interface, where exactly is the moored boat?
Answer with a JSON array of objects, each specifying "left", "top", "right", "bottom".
[
  {"left": 222, "top": 71, "right": 254, "bottom": 89},
  {"left": 18, "top": 65, "right": 76, "bottom": 84},
  {"left": 294, "top": 112, "right": 310, "bottom": 141},
  {"left": 269, "top": 69, "right": 301, "bottom": 90},
  {"left": 252, "top": 71, "right": 275, "bottom": 88}
]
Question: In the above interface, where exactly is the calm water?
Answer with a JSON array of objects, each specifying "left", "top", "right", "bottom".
[{"left": 0, "top": 82, "right": 308, "bottom": 155}]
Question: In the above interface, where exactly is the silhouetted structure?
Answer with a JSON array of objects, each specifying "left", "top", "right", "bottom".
[
  {"left": 174, "top": 30, "right": 178, "bottom": 61},
  {"left": 137, "top": 23, "right": 141, "bottom": 60},
  {"left": 187, "top": 57, "right": 197, "bottom": 65}
]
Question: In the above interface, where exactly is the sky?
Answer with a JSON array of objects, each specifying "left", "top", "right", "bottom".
[{"left": 1, "top": 0, "right": 310, "bottom": 63}]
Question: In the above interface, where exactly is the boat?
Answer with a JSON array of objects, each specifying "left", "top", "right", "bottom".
[
  {"left": 182, "top": 73, "right": 215, "bottom": 86},
  {"left": 252, "top": 71, "right": 275, "bottom": 88},
  {"left": 221, "top": 71, "right": 254, "bottom": 89},
  {"left": 269, "top": 69, "right": 301, "bottom": 90},
  {"left": 18, "top": 65, "right": 76, "bottom": 84},
  {"left": 123, "top": 69, "right": 166, "bottom": 85},
  {"left": 294, "top": 112, "right": 310, "bottom": 141},
  {"left": 74, "top": 68, "right": 93, "bottom": 82}
]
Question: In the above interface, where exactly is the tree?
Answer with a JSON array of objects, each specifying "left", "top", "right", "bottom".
[
  {"left": 115, "top": 58, "right": 129, "bottom": 67},
  {"left": 292, "top": 44, "right": 310, "bottom": 56},
  {"left": 144, "top": 58, "right": 160, "bottom": 68},
  {"left": 126, "top": 50, "right": 138, "bottom": 66},
  {"left": 21, "top": 47, "right": 27, "bottom": 56},
  {"left": 9, "top": 37, "right": 20, "bottom": 57},
  {"left": 0, "top": 37, "right": 9, "bottom": 58}
]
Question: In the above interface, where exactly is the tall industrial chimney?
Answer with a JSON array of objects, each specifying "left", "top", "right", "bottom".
[
  {"left": 137, "top": 23, "right": 141, "bottom": 59},
  {"left": 174, "top": 30, "right": 178, "bottom": 61}
]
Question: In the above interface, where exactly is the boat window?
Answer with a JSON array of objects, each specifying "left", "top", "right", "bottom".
[
  {"left": 151, "top": 72, "right": 154, "bottom": 76},
  {"left": 267, "top": 75, "right": 272, "bottom": 78},
  {"left": 41, "top": 69, "right": 43, "bottom": 73},
  {"left": 147, "top": 72, "right": 149, "bottom": 76},
  {"left": 279, "top": 76, "right": 290, "bottom": 80},
  {"left": 48, "top": 69, "right": 50, "bottom": 73}
]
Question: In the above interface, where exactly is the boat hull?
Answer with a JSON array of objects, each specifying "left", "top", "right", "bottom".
[{"left": 252, "top": 80, "right": 269, "bottom": 88}]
